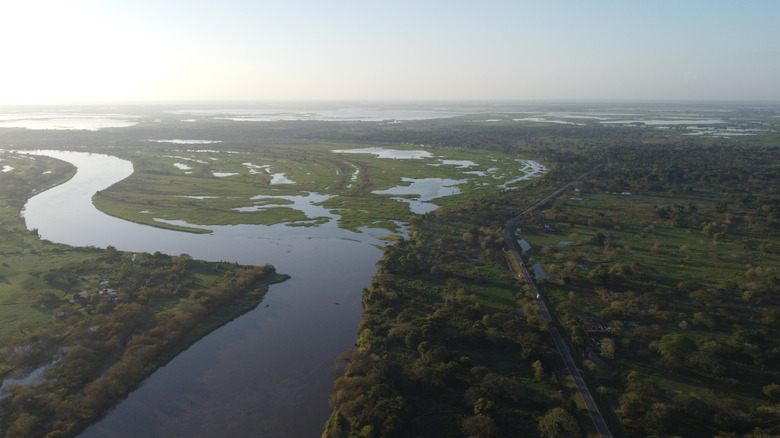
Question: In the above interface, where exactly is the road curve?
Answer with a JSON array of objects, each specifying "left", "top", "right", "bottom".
[{"left": 504, "top": 162, "right": 613, "bottom": 438}]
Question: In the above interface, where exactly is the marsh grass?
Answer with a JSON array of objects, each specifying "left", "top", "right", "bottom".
[{"left": 93, "top": 144, "right": 544, "bottom": 233}]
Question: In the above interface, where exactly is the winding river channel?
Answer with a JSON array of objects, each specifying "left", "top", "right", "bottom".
[{"left": 21, "top": 150, "right": 395, "bottom": 438}]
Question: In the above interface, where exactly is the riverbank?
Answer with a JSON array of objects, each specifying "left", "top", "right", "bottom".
[
  {"left": 155, "top": 271, "right": 291, "bottom": 367},
  {"left": 0, "top": 231, "right": 289, "bottom": 438},
  {"left": 10, "top": 149, "right": 387, "bottom": 438},
  {"left": 0, "top": 151, "right": 297, "bottom": 437}
]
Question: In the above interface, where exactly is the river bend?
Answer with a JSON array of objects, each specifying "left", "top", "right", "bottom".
[{"left": 21, "top": 150, "right": 389, "bottom": 438}]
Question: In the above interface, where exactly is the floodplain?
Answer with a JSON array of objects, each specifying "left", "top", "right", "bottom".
[
  {"left": 0, "top": 101, "right": 778, "bottom": 438},
  {"left": 92, "top": 141, "right": 546, "bottom": 234}
]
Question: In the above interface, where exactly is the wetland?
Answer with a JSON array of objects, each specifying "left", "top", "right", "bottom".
[
  {"left": 0, "top": 106, "right": 550, "bottom": 437},
  {"left": 1, "top": 101, "right": 778, "bottom": 438}
]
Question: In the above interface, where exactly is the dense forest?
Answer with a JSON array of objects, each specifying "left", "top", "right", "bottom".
[{"left": 324, "top": 129, "right": 780, "bottom": 437}]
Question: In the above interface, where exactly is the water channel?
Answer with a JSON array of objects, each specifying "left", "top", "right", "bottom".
[{"left": 21, "top": 150, "right": 396, "bottom": 438}]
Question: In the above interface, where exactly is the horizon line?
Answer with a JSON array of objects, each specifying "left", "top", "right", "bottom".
[{"left": 2, "top": 98, "right": 780, "bottom": 107}]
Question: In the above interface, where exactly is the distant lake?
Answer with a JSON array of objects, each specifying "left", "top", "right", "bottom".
[
  {"left": 0, "top": 105, "right": 478, "bottom": 130},
  {"left": 372, "top": 177, "right": 468, "bottom": 214},
  {"left": 0, "top": 102, "right": 771, "bottom": 140},
  {"left": 22, "top": 150, "right": 396, "bottom": 438},
  {"left": 0, "top": 112, "right": 138, "bottom": 130},
  {"left": 171, "top": 106, "right": 472, "bottom": 122}
]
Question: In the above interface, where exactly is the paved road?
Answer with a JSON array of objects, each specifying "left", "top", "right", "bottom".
[{"left": 504, "top": 162, "right": 613, "bottom": 438}]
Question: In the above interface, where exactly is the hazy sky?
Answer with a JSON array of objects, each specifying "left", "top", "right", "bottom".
[{"left": 2, "top": 0, "right": 779, "bottom": 104}]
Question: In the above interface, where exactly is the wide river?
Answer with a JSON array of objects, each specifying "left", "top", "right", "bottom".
[{"left": 22, "top": 150, "right": 396, "bottom": 438}]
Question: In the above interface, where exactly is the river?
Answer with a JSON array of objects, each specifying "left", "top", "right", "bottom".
[{"left": 21, "top": 150, "right": 395, "bottom": 438}]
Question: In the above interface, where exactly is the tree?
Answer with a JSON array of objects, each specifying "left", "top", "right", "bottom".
[
  {"left": 590, "top": 232, "right": 606, "bottom": 246},
  {"left": 563, "top": 314, "right": 586, "bottom": 345},
  {"left": 687, "top": 351, "right": 726, "bottom": 376},
  {"left": 5, "top": 412, "right": 39, "bottom": 438},
  {"left": 532, "top": 360, "right": 545, "bottom": 382},
  {"left": 538, "top": 407, "right": 580, "bottom": 438},
  {"left": 462, "top": 414, "right": 496, "bottom": 438},
  {"left": 763, "top": 383, "right": 780, "bottom": 401},
  {"left": 657, "top": 333, "right": 696, "bottom": 363},
  {"left": 600, "top": 338, "right": 616, "bottom": 359}
]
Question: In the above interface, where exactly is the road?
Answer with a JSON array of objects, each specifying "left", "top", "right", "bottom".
[{"left": 504, "top": 162, "right": 613, "bottom": 438}]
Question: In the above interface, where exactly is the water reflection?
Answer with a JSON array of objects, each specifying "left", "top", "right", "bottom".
[
  {"left": 331, "top": 147, "right": 433, "bottom": 159},
  {"left": 372, "top": 177, "right": 467, "bottom": 214},
  {"left": 233, "top": 192, "right": 336, "bottom": 221}
]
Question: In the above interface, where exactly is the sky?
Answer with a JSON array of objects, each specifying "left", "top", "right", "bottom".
[{"left": 1, "top": 0, "right": 779, "bottom": 104}]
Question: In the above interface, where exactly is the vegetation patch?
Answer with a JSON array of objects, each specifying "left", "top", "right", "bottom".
[
  {"left": 324, "top": 188, "right": 571, "bottom": 437},
  {"left": 517, "top": 143, "right": 780, "bottom": 437},
  {"left": 0, "top": 151, "right": 288, "bottom": 438},
  {"left": 91, "top": 142, "right": 544, "bottom": 234}
]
